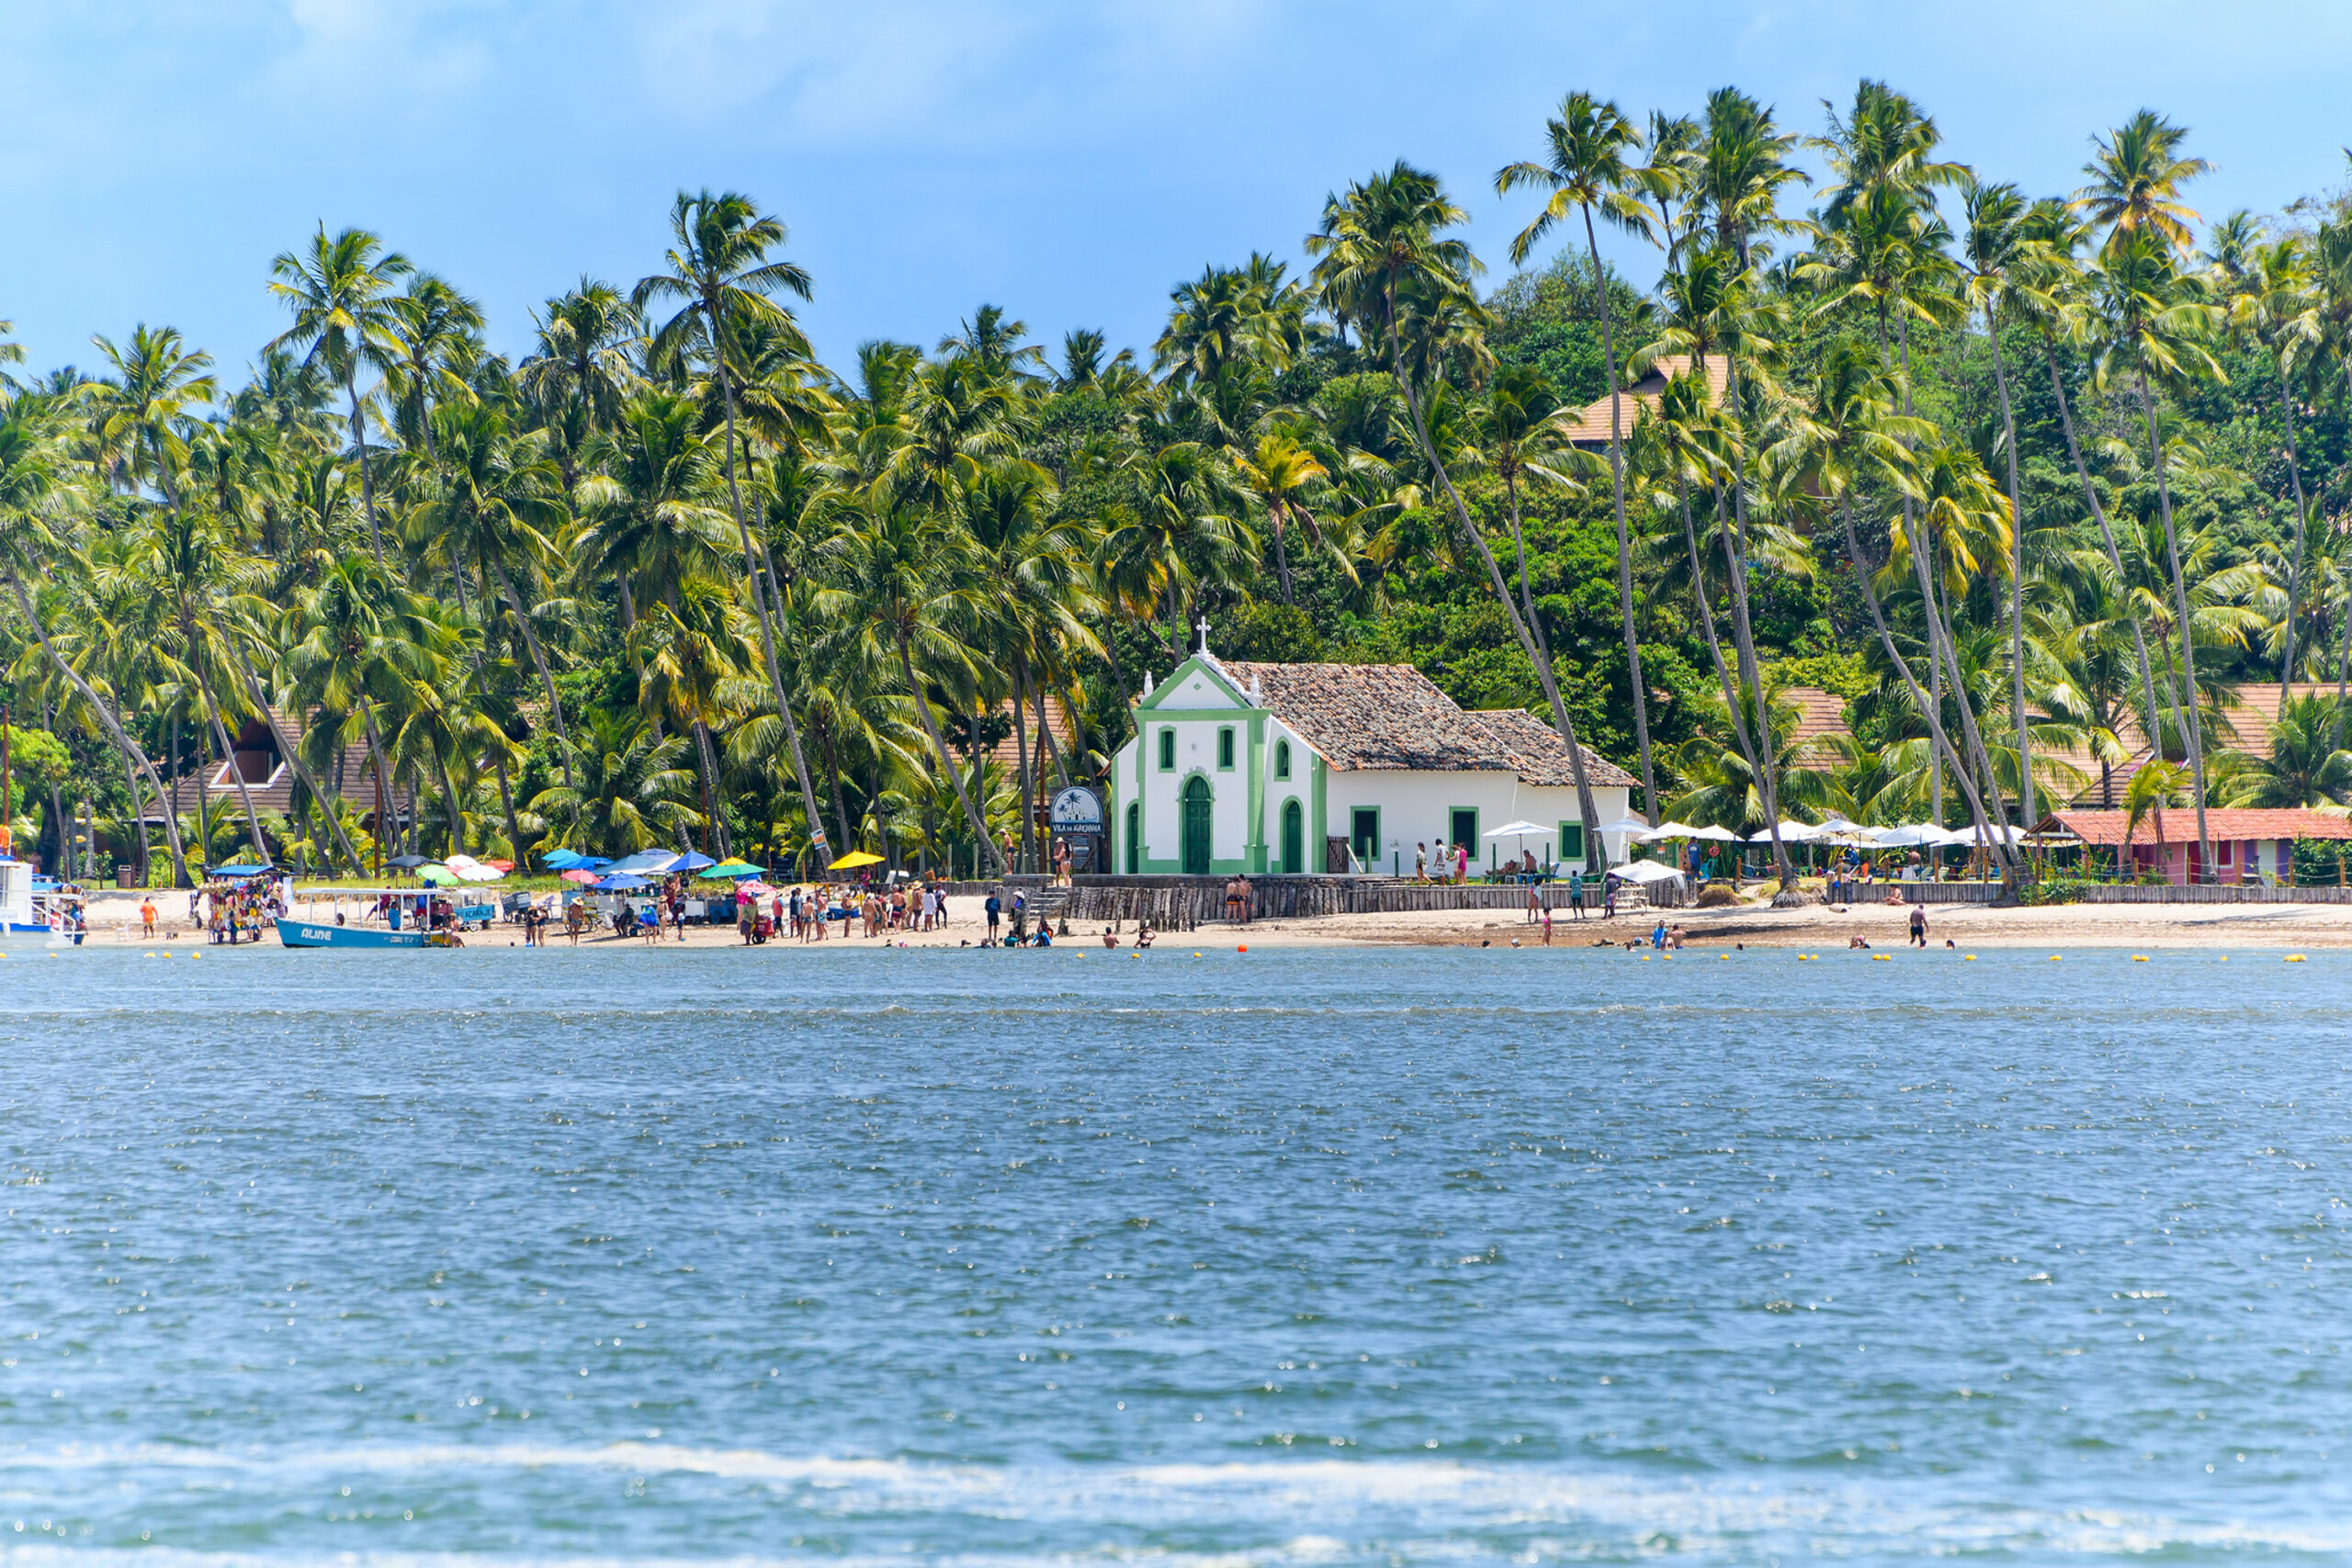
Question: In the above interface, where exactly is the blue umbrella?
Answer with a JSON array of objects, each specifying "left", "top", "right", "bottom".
[
  {"left": 544, "top": 849, "right": 583, "bottom": 868},
  {"left": 594, "top": 873, "right": 651, "bottom": 891},
  {"left": 608, "top": 850, "right": 681, "bottom": 874},
  {"left": 671, "top": 852, "right": 718, "bottom": 872}
]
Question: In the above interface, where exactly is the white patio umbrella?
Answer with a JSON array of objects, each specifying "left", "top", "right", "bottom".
[
  {"left": 1612, "top": 858, "right": 1688, "bottom": 884},
  {"left": 1590, "top": 814, "right": 1656, "bottom": 839},
  {"left": 1635, "top": 819, "right": 1700, "bottom": 842},
  {"left": 1869, "top": 823, "right": 1949, "bottom": 847},
  {"left": 1682, "top": 824, "right": 1744, "bottom": 841},
  {"left": 1484, "top": 819, "right": 1550, "bottom": 839}
]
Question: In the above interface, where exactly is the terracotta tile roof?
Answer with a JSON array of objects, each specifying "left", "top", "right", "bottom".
[
  {"left": 1781, "top": 686, "right": 1850, "bottom": 769},
  {"left": 2037, "top": 807, "right": 2352, "bottom": 846},
  {"left": 1218, "top": 660, "right": 1636, "bottom": 787},
  {"left": 1553, "top": 354, "right": 1730, "bottom": 446},
  {"left": 138, "top": 708, "right": 415, "bottom": 825},
  {"left": 982, "top": 694, "right": 1077, "bottom": 778}
]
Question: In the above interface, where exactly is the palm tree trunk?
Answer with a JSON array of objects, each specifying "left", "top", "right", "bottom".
[
  {"left": 348, "top": 375, "right": 385, "bottom": 567},
  {"left": 1838, "top": 499, "right": 2002, "bottom": 849},
  {"left": 1715, "top": 357, "right": 1790, "bottom": 884},
  {"left": 900, "top": 635, "right": 1008, "bottom": 876},
  {"left": 711, "top": 353, "right": 831, "bottom": 864},
  {"left": 8, "top": 574, "right": 189, "bottom": 887},
  {"left": 1034, "top": 679, "right": 1072, "bottom": 789},
  {"left": 203, "top": 701, "right": 270, "bottom": 867},
  {"left": 818, "top": 717, "right": 854, "bottom": 859},
  {"left": 485, "top": 555, "right": 573, "bottom": 790},
  {"left": 1271, "top": 511, "right": 1295, "bottom": 606},
  {"left": 1984, "top": 309, "right": 2038, "bottom": 835},
  {"left": 1583, "top": 205, "right": 1659, "bottom": 827},
  {"left": 691, "top": 718, "right": 729, "bottom": 858},
  {"left": 2043, "top": 343, "right": 2166, "bottom": 767},
  {"left": 1678, "top": 481, "right": 1764, "bottom": 792},
  {"left": 1383, "top": 317, "right": 1603, "bottom": 870},
  {"left": 228, "top": 642, "right": 363, "bottom": 872},
  {"left": 2137, "top": 368, "right": 2211, "bottom": 874},
  {"left": 357, "top": 699, "right": 394, "bottom": 875},
  {"left": 2275, "top": 370, "right": 2312, "bottom": 712},
  {"left": 1012, "top": 658, "right": 1036, "bottom": 874}
]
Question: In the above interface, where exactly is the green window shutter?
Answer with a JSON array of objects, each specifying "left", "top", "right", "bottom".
[{"left": 1559, "top": 822, "right": 1583, "bottom": 862}]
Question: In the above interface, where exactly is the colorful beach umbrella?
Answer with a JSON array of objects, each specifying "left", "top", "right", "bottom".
[
  {"left": 828, "top": 850, "right": 884, "bottom": 870},
  {"left": 560, "top": 869, "right": 600, "bottom": 885},
  {"left": 416, "top": 865, "right": 458, "bottom": 885},
  {"left": 707, "top": 860, "right": 764, "bottom": 878},
  {"left": 594, "top": 873, "right": 652, "bottom": 891}
]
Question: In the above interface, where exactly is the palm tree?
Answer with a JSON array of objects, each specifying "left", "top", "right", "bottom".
[
  {"left": 266, "top": 225, "right": 412, "bottom": 565},
  {"left": 87, "top": 325, "right": 219, "bottom": 498},
  {"left": 1229, "top": 430, "right": 1330, "bottom": 606},
  {"left": 818, "top": 486, "right": 1010, "bottom": 875},
  {"left": 2120, "top": 759, "right": 2188, "bottom": 883},
  {"left": 516, "top": 278, "right": 642, "bottom": 511},
  {"left": 2211, "top": 225, "right": 2323, "bottom": 705},
  {"left": 2222, "top": 694, "right": 2352, "bottom": 807},
  {"left": 2090, "top": 228, "right": 2226, "bottom": 872},
  {"left": 632, "top": 189, "right": 834, "bottom": 863},
  {"left": 1495, "top": 90, "right": 1661, "bottom": 824},
  {"left": 409, "top": 400, "right": 577, "bottom": 780},
  {"left": 529, "top": 709, "right": 700, "bottom": 854},
  {"left": 2075, "top": 110, "right": 2210, "bottom": 255},
  {"left": 0, "top": 400, "right": 192, "bottom": 884},
  {"left": 1959, "top": 175, "right": 2047, "bottom": 831},
  {"left": 1307, "top": 160, "right": 1606, "bottom": 871}
]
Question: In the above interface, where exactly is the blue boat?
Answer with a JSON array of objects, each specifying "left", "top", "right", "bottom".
[{"left": 275, "top": 887, "right": 459, "bottom": 949}]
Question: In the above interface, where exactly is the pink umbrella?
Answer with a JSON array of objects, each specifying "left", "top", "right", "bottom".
[{"left": 561, "top": 869, "right": 599, "bottom": 885}]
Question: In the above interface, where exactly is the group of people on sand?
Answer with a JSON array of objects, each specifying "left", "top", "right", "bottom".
[{"left": 192, "top": 878, "right": 285, "bottom": 944}]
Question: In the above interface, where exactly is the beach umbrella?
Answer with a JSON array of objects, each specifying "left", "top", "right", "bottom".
[
  {"left": 1484, "top": 818, "right": 1550, "bottom": 838},
  {"left": 828, "top": 850, "right": 885, "bottom": 870},
  {"left": 707, "top": 860, "right": 764, "bottom": 878},
  {"left": 543, "top": 849, "right": 583, "bottom": 868},
  {"left": 560, "top": 869, "right": 600, "bottom": 885},
  {"left": 416, "top": 865, "right": 458, "bottom": 886},
  {"left": 1868, "top": 823, "right": 1947, "bottom": 847},
  {"left": 594, "top": 873, "right": 651, "bottom": 891},
  {"left": 482, "top": 859, "right": 514, "bottom": 873},
  {"left": 607, "top": 850, "right": 681, "bottom": 874},
  {"left": 670, "top": 851, "right": 718, "bottom": 873},
  {"left": 386, "top": 853, "right": 436, "bottom": 871},
  {"left": 1634, "top": 820, "right": 1698, "bottom": 842},
  {"left": 1682, "top": 824, "right": 1744, "bottom": 841},
  {"left": 1614, "top": 859, "right": 1687, "bottom": 884},
  {"left": 208, "top": 862, "right": 275, "bottom": 878}
]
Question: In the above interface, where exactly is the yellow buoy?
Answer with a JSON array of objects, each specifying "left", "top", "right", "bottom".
[
  {"left": 2132, "top": 954, "right": 2149, "bottom": 962},
  {"left": 2049, "top": 954, "right": 2063, "bottom": 962},
  {"left": 1963, "top": 954, "right": 1976, "bottom": 961},
  {"left": 1719, "top": 953, "right": 1730, "bottom": 961},
  {"left": 1871, "top": 953, "right": 1892, "bottom": 962},
  {"left": 2286, "top": 953, "right": 2307, "bottom": 963}
]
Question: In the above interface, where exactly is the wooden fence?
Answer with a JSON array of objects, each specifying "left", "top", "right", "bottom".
[
  {"left": 923, "top": 874, "right": 1681, "bottom": 928},
  {"left": 2078, "top": 884, "right": 2352, "bottom": 905}
]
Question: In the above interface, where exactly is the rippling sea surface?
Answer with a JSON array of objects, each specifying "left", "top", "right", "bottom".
[{"left": 3, "top": 941, "right": 2347, "bottom": 1565}]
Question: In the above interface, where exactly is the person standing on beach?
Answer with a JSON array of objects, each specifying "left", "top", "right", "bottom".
[
  {"left": 1566, "top": 869, "right": 1585, "bottom": 920},
  {"left": 1414, "top": 842, "right": 1428, "bottom": 882},
  {"left": 140, "top": 896, "right": 157, "bottom": 940},
  {"left": 1909, "top": 904, "right": 1928, "bottom": 948},
  {"left": 1454, "top": 840, "right": 1470, "bottom": 884},
  {"left": 985, "top": 888, "right": 1001, "bottom": 942}
]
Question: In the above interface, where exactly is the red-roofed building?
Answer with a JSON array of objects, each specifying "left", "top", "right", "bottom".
[{"left": 2036, "top": 807, "right": 2352, "bottom": 885}]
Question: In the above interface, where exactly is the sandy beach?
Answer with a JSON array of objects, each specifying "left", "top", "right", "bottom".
[{"left": 64, "top": 886, "right": 2352, "bottom": 953}]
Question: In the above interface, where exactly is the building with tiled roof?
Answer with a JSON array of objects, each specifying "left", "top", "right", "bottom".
[
  {"left": 2034, "top": 806, "right": 2352, "bottom": 886},
  {"left": 1108, "top": 646, "right": 1638, "bottom": 876},
  {"left": 1552, "top": 354, "right": 1731, "bottom": 447},
  {"left": 137, "top": 710, "right": 414, "bottom": 832}
]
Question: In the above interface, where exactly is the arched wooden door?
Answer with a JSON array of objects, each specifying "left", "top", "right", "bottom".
[
  {"left": 1124, "top": 801, "right": 1141, "bottom": 874},
  {"left": 1181, "top": 775, "right": 1213, "bottom": 875},
  {"left": 1281, "top": 798, "right": 1303, "bottom": 874}
]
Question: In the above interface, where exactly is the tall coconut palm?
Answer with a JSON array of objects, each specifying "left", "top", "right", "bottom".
[
  {"left": 2075, "top": 110, "right": 2211, "bottom": 256},
  {"left": 87, "top": 325, "right": 219, "bottom": 499},
  {"left": 1959, "top": 175, "right": 2048, "bottom": 831},
  {"left": 2090, "top": 228, "right": 2226, "bottom": 873},
  {"left": 1229, "top": 430, "right": 1331, "bottom": 606},
  {"left": 0, "top": 400, "right": 192, "bottom": 884},
  {"left": 528, "top": 708, "right": 700, "bottom": 855},
  {"left": 1496, "top": 90, "right": 1662, "bottom": 824},
  {"left": 266, "top": 225, "right": 413, "bottom": 565},
  {"left": 1307, "top": 160, "right": 1606, "bottom": 871},
  {"left": 517, "top": 278, "right": 642, "bottom": 511},
  {"left": 818, "top": 486, "right": 1009, "bottom": 876},
  {"left": 2211, "top": 226, "right": 2323, "bottom": 705},
  {"left": 632, "top": 190, "right": 834, "bottom": 863}
]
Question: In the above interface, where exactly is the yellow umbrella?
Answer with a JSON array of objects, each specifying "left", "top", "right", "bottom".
[{"left": 827, "top": 850, "right": 885, "bottom": 870}]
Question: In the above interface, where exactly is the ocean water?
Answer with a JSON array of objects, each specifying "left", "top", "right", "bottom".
[{"left": 2, "top": 941, "right": 2346, "bottom": 1565}]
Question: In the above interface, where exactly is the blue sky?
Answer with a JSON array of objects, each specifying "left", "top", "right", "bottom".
[{"left": 5, "top": 0, "right": 2348, "bottom": 386}]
